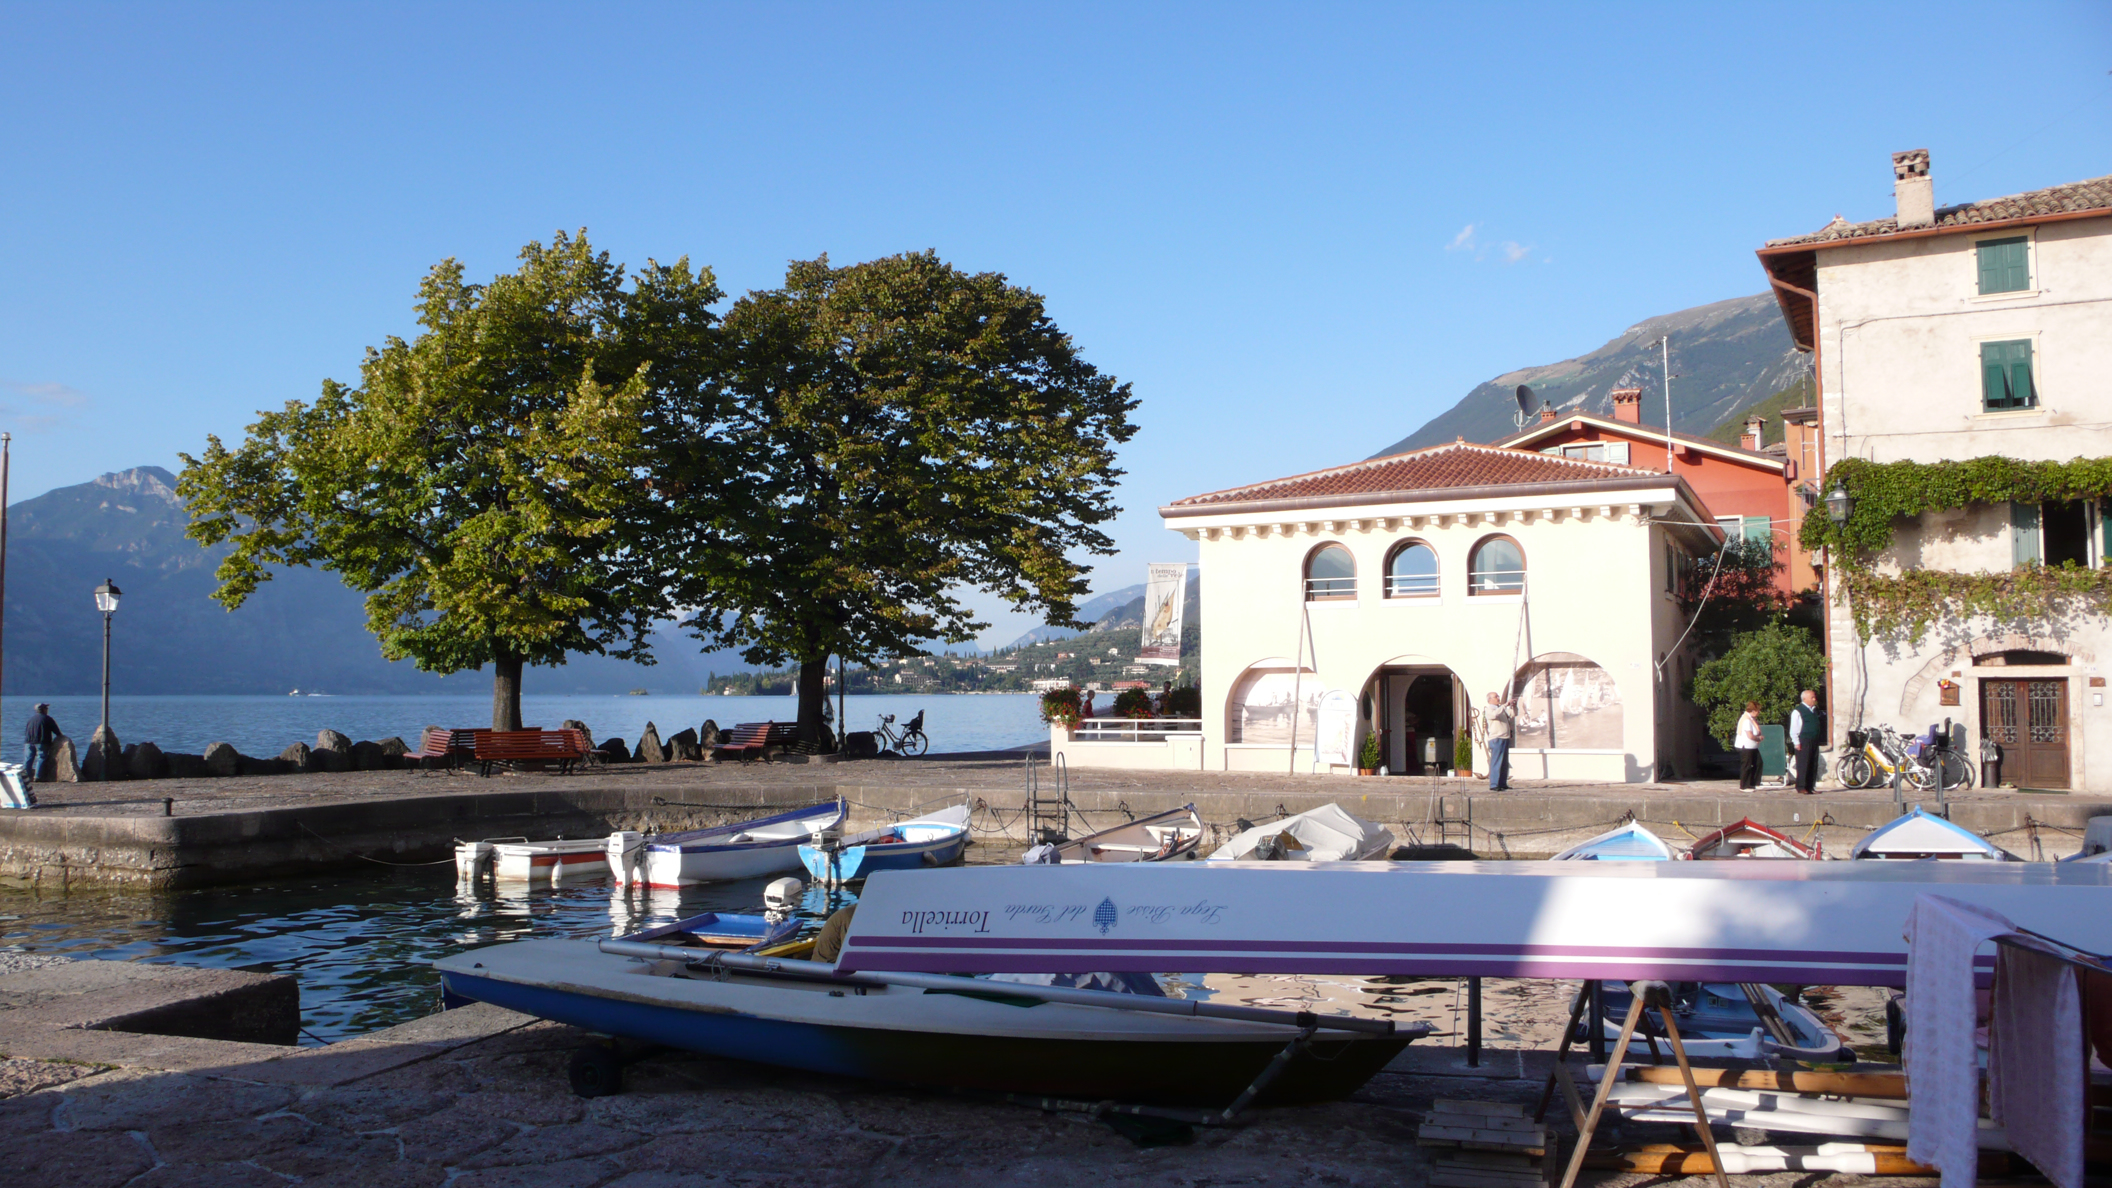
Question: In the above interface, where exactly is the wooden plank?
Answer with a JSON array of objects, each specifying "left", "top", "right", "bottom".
[
  {"left": 1613, "top": 1064, "right": 1907, "bottom": 1099},
  {"left": 1424, "top": 1112, "right": 1541, "bottom": 1133},
  {"left": 1418, "top": 1124, "right": 1547, "bottom": 1145},
  {"left": 1433, "top": 1098, "right": 1530, "bottom": 1120}
]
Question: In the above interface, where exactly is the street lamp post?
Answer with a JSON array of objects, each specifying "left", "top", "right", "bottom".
[{"left": 94, "top": 578, "right": 121, "bottom": 779}]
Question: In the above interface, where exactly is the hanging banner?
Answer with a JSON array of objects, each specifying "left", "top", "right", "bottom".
[
  {"left": 1313, "top": 689, "right": 1357, "bottom": 768},
  {"left": 1138, "top": 563, "right": 1187, "bottom": 665}
]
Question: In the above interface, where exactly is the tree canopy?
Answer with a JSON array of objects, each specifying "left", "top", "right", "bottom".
[
  {"left": 678, "top": 251, "right": 1138, "bottom": 742},
  {"left": 1687, "top": 619, "right": 1826, "bottom": 747},
  {"left": 178, "top": 232, "right": 725, "bottom": 728}
]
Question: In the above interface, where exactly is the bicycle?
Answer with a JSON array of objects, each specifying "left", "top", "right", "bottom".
[
  {"left": 875, "top": 711, "right": 929, "bottom": 757},
  {"left": 1834, "top": 725, "right": 1973, "bottom": 792}
]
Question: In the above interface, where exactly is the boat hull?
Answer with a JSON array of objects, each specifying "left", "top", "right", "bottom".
[
  {"left": 635, "top": 801, "right": 848, "bottom": 887},
  {"left": 439, "top": 967, "right": 1405, "bottom": 1106},
  {"left": 644, "top": 842, "right": 810, "bottom": 887},
  {"left": 800, "top": 832, "right": 967, "bottom": 882}
]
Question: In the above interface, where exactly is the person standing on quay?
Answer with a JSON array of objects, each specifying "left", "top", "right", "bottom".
[
  {"left": 22, "top": 703, "right": 60, "bottom": 788},
  {"left": 1735, "top": 700, "right": 1763, "bottom": 790},
  {"left": 1789, "top": 690, "right": 1826, "bottom": 794},
  {"left": 1484, "top": 691, "right": 1515, "bottom": 792}
]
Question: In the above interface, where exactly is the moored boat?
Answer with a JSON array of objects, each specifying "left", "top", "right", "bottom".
[
  {"left": 1583, "top": 980, "right": 1848, "bottom": 1061},
  {"left": 456, "top": 836, "right": 614, "bottom": 884},
  {"left": 799, "top": 803, "right": 971, "bottom": 884},
  {"left": 1685, "top": 817, "right": 1821, "bottom": 860},
  {"left": 1849, "top": 807, "right": 2016, "bottom": 861},
  {"left": 612, "top": 800, "right": 848, "bottom": 887},
  {"left": 1023, "top": 803, "right": 1205, "bottom": 864},
  {"left": 1550, "top": 821, "right": 1674, "bottom": 860},
  {"left": 1204, "top": 803, "right": 1393, "bottom": 862}
]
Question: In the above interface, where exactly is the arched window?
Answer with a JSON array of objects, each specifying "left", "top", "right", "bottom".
[
  {"left": 1385, "top": 541, "right": 1439, "bottom": 598},
  {"left": 1305, "top": 544, "right": 1356, "bottom": 600},
  {"left": 1469, "top": 535, "right": 1525, "bottom": 594}
]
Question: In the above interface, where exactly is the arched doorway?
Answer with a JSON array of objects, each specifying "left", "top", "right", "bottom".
[{"left": 1363, "top": 658, "right": 1464, "bottom": 775}]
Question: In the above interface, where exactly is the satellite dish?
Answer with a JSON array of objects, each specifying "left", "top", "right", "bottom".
[{"left": 1514, "top": 384, "right": 1534, "bottom": 416}]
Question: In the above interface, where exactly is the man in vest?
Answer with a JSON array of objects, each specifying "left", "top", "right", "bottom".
[{"left": 1789, "top": 689, "right": 1826, "bottom": 794}]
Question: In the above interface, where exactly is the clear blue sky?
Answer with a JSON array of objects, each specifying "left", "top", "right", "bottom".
[{"left": 3, "top": 2, "right": 2107, "bottom": 649}]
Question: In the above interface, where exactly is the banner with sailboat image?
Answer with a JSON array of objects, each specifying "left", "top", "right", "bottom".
[{"left": 1138, "top": 563, "right": 1187, "bottom": 665}]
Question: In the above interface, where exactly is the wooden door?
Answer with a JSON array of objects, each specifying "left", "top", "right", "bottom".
[{"left": 1982, "top": 678, "right": 2071, "bottom": 790}]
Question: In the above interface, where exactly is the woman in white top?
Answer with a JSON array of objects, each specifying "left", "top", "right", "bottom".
[{"left": 1734, "top": 700, "right": 1763, "bottom": 789}]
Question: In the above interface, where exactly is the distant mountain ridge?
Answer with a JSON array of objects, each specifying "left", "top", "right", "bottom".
[
  {"left": 1001, "top": 584, "right": 1146, "bottom": 650},
  {"left": 2, "top": 467, "right": 749, "bottom": 695},
  {"left": 1374, "top": 293, "right": 1808, "bottom": 456}
]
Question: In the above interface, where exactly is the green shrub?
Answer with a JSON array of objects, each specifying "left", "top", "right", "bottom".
[
  {"left": 1112, "top": 687, "right": 1156, "bottom": 718},
  {"left": 1455, "top": 728, "right": 1473, "bottom": 773},
  {"left": 1358, "top": 731, "right": 1381, "bottom": 770},
  {"left": 1160, "top": 685, "right": 1201, "bottom": 718},
  {"left": 1688, "top": 620, "right": 1826, "bottom": 746}
]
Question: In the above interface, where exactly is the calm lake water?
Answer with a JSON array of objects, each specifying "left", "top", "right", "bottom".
[
  {"left": 0, "top": 865, "right": 886, "bottom": 1044},
  {"left": 0, "top": 692, "right": 1046, "bottom": 758}
]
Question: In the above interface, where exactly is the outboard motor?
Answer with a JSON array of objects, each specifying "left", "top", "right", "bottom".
[
  {"left": 455, "top": 840, "right": 494, "bottom": 882},
  {"left": 606, "top": 830, "right": 644, "bottom": 889},
  {"left": 763, "top": 876, "right": 804, "bottom": 925}
]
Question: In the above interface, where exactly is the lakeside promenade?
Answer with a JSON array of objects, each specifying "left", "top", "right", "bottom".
[{"left": 1, "top": 754, "right": 2104, "bottom": 888}]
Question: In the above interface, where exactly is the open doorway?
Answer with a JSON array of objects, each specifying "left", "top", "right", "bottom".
[{"left": 1370, "top": 666, "right": 1463, "bottom": 774}]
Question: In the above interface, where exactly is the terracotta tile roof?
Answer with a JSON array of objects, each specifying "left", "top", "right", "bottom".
[
  {"left": 1495, "top": 413, "right": 1783, "bottom": 467},
  {"left": 1167, "top": 439, "right": 1661, "bottom": 510},
  {"left": 1764, "top": 173, "right": 2112, "bottom": 248}
]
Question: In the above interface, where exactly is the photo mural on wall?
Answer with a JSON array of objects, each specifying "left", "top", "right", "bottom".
[
  {"left": 1227, "top": 668, "right": 1324, "bottom": 745},
  {"left": 1513, "top": 652, "right": 1623, "bottom": 750}
]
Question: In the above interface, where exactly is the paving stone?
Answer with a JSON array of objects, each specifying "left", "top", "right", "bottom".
[
  {"left": 449, "top": 1157, "right": 621, "bottom": 1188},
  {"left": 59, "top": 1069, "right": 293, "bottom": 1131},
  {"left": 0, "top": 1128, "right": 156, "bottom": 1188},
  {"left": 128, "top": 1161, "right": 295, "bottom": 1188},
  {"left": 393, "top": 1108, "right": 519, "bottom": 1165},
  {"left": 0, "top": 1056, "right": 101, "bottom": 1098},
  {"left": 291, "top": 1084, "right": 459, "bottom": 1132},
  {"left": 454, "top": 1120, "right": 649, "bottom": 1169}
]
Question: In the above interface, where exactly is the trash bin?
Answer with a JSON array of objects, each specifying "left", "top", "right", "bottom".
[{"left": 1980, "top": 737, "right": 2002, "bottom": 788}]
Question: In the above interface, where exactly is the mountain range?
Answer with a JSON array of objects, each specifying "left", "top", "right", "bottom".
[
  {"left": 1, "top": 467, "right": 738, "bottom": 696},
  {"left": 1373, "top": 293, "right": 1808, "bottom": 456}
]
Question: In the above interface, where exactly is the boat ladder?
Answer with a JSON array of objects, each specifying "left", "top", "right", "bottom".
[{"left": 1024, "top": 752, "right": 1080, "bottom": 844}]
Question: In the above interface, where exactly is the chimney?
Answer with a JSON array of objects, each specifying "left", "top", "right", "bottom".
[
  {"left": 1538, "top": 402, "right": 1556, "bottom": 424},
  {"left": 1893, "top": 149, "right": 1933, "bottom": 230},
  {"left": 1744, "top": 414, "right": 1766, "bottom": 451},
  {"left": 1610, "top": 388, "right": 1642, "bottom": 424}
]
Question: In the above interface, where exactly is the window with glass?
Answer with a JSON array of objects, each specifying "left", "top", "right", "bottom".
[
  {"left": 1385, "top": 541, "right": 1438, "bottom": 597},
  {"left": 1304, "top": 544, "right": 1356, "bottom": 600},
  {"left": 1468, "top": 536, "right": 1525, "bottom": 594},
  {"left": 1981, "top": 339, "right": 2036, "bottom": 410},
  {"left": 1976, "top": 236, "right": 2030, "bottom": 295}
]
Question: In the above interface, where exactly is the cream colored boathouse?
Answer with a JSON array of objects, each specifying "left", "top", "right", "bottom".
[{"left": 1095, "top": 441, "right": 1725, "bottom": 782}]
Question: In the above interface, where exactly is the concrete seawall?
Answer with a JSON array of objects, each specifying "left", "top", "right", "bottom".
[{"left": 2, "top": 767, "right": 2105, "bottom": 887}]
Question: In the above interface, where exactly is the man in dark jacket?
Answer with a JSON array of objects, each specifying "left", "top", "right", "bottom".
[
  {"left": 23, "top": 703, "right": 60, "bottom": 788},
  {"left": 1789, "top": 690, "right": 1826, "bottom": 794}
]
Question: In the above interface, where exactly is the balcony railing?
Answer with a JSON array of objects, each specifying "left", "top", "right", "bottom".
[{"left": 1070, "top": 717, "right": 1204, "bottom": 743}]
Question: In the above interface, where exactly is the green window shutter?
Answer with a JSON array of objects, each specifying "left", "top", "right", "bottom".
[
  {"left": 2012, "top": 340, "right": 2035, "bottom": 407},
  {"left": 2012, "top": 502, "right": 2042, "bottom": 568},
  {"left": 1977, "top": 237, "right": 2030, "bottom": 294},
  {"left": 1983, "top": 339, "right": 2036, "bottom": 410},
  {"left": 2102, "top": 500, "right": 2112, "bottom": 568}
]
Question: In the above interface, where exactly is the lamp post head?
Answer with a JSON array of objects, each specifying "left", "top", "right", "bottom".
[
  {"left": 94, "top": 577, "right": 122, "bottom": 615},
  {"left": 1824, "top": 482, "right": 1853, "bottom": 526}
]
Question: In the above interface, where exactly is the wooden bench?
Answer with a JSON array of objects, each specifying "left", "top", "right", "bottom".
[
  {"left": 712, "top": 721, "right": 797, "bottom": 763},
  {"left": 410, "top": 727, "right": 482, "bottom": 769},
  {"left": 474, "top": 729, "right": 588, "bottom": 777}
]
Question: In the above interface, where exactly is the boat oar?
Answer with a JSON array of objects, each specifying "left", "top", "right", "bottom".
[{"left": 596, "top": 940, "right": 1401, "bottom": 1036}]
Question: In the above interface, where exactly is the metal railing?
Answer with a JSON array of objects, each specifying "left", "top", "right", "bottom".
[{"left": 1070, "top": 717, "right": 1204, "bottom": 743}]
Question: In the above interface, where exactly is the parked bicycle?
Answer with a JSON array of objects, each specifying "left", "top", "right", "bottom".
[
  {"left": 1835, "top": 724, "right": 1973, "bottom": 791},
  {"left": 875, "top": 710, "right": 929, "bottom": 757}
]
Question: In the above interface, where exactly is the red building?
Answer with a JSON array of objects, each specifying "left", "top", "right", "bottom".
[{"left": 1494, "top": 388, "right": 1819, "bottom": 594}]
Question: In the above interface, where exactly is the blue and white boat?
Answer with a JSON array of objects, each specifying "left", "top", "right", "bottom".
[
  {"left": 1850, "top": 807, "right": 2016, "bottom": 861},
  {"left": 1549, "top": 821, "right": 1675, "bottom": 860},
  {"left": 799, "top": 803, "right": 971, "bottom": 884},
  {"left": 614, "top": 800, "right": 847, "bottom": 888}
]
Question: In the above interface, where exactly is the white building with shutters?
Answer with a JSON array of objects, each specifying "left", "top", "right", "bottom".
[{"left": 1758, "top": 151, "right": 2112, "bottom": 790}]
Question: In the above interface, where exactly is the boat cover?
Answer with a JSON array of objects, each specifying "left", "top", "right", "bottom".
[
  {"left": 1206, "top": 803, "right": 1394, "bottom": 862},
  {"left": 1851, "top": 807, "right": 2016, "bottom": 860},
  {"left": 1551, "top": 822, "right": 1673, "bottom": 861}
]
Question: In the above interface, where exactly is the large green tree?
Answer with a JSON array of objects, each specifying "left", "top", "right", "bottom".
[
  {"left": 1687, "top": 619, "right": 1826, "bottom": 747},
  {"left": 681, "top": 251, "right": 1138, "bottom": 745},
  {"left": 179, "top": 232, "right": 725, "bottom": 728}
]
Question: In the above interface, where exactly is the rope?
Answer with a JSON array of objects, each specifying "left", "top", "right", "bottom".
[{"left": 296, "top": 820, "right": 457, "bottom": 866}]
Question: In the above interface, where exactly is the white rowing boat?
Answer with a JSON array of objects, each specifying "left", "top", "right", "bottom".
[
  {"left": 610, "top": 800, "right": 848, "bottom": 888},
  {"left": 1850, "top": 807, "right": 2016, "bottom": 861},
  {"left": 1205, "top": 803, "right": 1393, "bottom": 862},
  {"left": 456, "top": 837, "right": 611, "bottom": 885}
]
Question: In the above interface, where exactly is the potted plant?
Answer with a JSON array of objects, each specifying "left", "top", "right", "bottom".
[
  {"left": 1357, "top": 731, "right": 1381, "bottom": 776},
  {"left": 1039, "top": 687, "right": 1082, "bottom": 728},
  {"left": 1455, "top": 728, "right": 1474, "bottom": 779},
  {"left": 1112, "top": 686, "right": 1156, "bottom": 719}
]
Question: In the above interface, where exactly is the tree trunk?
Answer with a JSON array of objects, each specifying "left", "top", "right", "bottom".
[
  {"left": 796, "top": 657, "right": 831, "bottom": 749},
  {"left": 492, "top": 647, "right": 524, "bottom": 731}
]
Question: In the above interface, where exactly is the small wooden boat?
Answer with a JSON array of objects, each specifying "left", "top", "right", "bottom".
[
  {"left": 619, "top": 909, "right": 801, "bottom": 952},
  {"left": 435, "top": 937, "right": 1423, "bottom": 1107},
  {"left": 799, "top": 804, "right": 970, "bottom": 884},
  {"left": 456, "top": 836, "right": 612, "bottom": 884},
  {"left": 614, "top": 801, "right": 848, "bottom": 887},
  {"left": 1205, "top": 803, "right": 1394, "bottom": 862},
  {"left": 1550, "top": 821, "right": 1674, "bottom": 861},
  {"left": 1023, "top": 804, "right": 1205, "bottom": 864},
  {"left": 1582, "top": 980, "right": 1848, "bottom": 1061},
  {"left": 1685, "top": 817, "right": 1821, "bottom": 860},
  {"left": 1850, "top": 807, "right": 2016, "bottom": 861}
]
